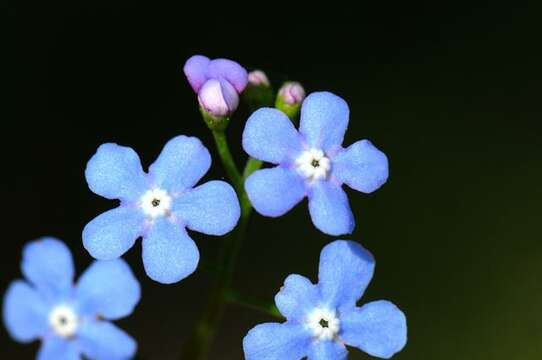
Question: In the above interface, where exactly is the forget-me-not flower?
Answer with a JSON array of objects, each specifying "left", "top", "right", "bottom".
[
  {"left": 183, "top": 55, "right": 248, "bottom": 117},
  {"left": 83, "top": 135, "right": 240, "bottom": 284},
  {"left": 3, "top": 238, "right": 140, "bottom": 360},
  {"left": 243, "top": 240, "right": 407, "bottom": 360},
  {"left": 242, "top": 91, "right": 389, "bottom": 235}
]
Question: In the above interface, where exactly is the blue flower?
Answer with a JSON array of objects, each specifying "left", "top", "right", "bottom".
[
  {"left": 3, "top": 238, "right": 140, "bottom": 360},
  {"left": 242, "top": 91, "right": 389, "bottom": 235},
  {"left": 83, "top": 135, "right": 240, "bottom": 284},
  {"left": 243, "top": 240, "right": 407, "bottom": 360}
]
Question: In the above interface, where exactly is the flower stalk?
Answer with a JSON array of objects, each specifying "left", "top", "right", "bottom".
[{"left": 180, "top": 128, "right": 262, "bottom": 360}]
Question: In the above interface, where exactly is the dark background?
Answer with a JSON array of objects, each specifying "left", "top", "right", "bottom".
[{"left": 3, "top": 1, "right": 541, "bottom": 359}]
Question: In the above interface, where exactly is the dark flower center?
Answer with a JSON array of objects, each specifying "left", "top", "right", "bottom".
[
  {"left": 59, "top": 316, "right": 67, "bottom": 325},
  {"left": 319, "top": 319, "right": 329, "bottom": 328},
  {"left": 311, "top": 159, "right": 320, "bottom": 168},
  {"left": 152, "top": 199, "right": 161, "bottom": 207}
]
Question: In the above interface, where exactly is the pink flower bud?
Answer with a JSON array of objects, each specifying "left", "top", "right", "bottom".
[
  {"left": 248, "top": 70, "right": 270, "bottom": 87},
  {"left": 278, "top": 82, "right": 305, "bottom": 105},
  {"left": 198, "top": 79, "right": 239, "bottom": 117}
]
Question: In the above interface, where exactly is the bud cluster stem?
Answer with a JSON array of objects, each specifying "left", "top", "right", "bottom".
[{"left": 180, "top": 128, "right": 262, "bottom": 360}]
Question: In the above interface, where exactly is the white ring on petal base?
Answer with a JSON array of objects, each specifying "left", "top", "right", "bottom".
[
  {"left": 140, "top": 188, "right": 172, "bottom": 218},
  {"left": 295, "top": 149, "right": 331, "bottom": 182},
  {"left": 49, "top": 305, "right": 79, "bottom": 338},
  {"left": 306, "top": 307, "right": 340, "bottom": 341}
]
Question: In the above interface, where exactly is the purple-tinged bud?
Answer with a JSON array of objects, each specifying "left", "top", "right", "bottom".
[
  {"left": 184, "top": 54, "right": 248, "bottom": 130},
  {"left": 183, "top": 55, "right": 248, "bottom": 94},
  {"left": 198, "top": 79, "right": 239, "bottom": 119},
  {"left": 278, "top": 82, "right": 305, "bottom": 105},
  {"left": 248, "top": 70, "right": 270, "bottom": 87},
  {"left": 275, "top": 81, "right": 306, "bottom": 120}
]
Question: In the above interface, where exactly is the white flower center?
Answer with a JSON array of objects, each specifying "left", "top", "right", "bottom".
[
  {"left": 49, "top": 305, "right": 78, "bottom": 338},
  {"left": 306, "top": 307, "right": 340, "bottom": 341},
  {"left": 295, "top": 149, "right": 331, "bottom": 181},
  {"left": 140, "top": 188, "right": 172, "bottom": 218}
]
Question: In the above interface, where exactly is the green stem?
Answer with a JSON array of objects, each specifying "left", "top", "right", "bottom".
[
  {"left": 211, "top": 130, "right": 242, "bottom": 193},
  {"left": 180, "top": 130, "right": 262, "bottom": 360},
  {"left": 243, "top": 157, "right": 263, "bottom": 179},
  {"left": 225, "top": 289, "right": 283, "bottom": 319}
]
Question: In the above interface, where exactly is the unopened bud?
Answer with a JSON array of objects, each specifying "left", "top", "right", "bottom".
[
  {"left": 198, "top": 79, "right": 239, "bottom": 117},
  {"left": 275, "top": 82, "right": 305, "bottom": 119},
  {"left": 278, "top": 82, "right": 305, "bottom": 105},
  {"left": 243, "top": 70, "right": 274, "bottom": 109},
  {"left": 248, "top": 70, "right": 270, "bottom": 87},
  {"left": 198, "top": 79, "right": 239, "bottom": 130}
]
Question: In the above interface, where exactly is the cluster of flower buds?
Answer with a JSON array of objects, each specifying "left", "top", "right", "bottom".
[{"left": 183, "top": 55, "right": 306, "bottom": 128}]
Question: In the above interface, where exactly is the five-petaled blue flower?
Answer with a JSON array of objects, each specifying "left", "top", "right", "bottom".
[
  {"left": 242, "top": 91, "right": 389, "bottom": 236},
  {"left": 243, "top": 240, "right": 407, "bottom": 360},
  {"left": 83, "top": 135, "right": 240, "bottom": 284},
  {"left": 3, "top": 238, "right": 140, "bottom": 360}
]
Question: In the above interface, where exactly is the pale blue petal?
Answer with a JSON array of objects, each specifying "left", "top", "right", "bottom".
[
  {"left": 275, "top": 274, "right": 320, "bottom": 322},
  {"left": 38, "top": 337, "right": 80, "bottom": 360},
  {"left": 3, "top": 281, "right": 49, "bottom": 342},
  {"left": 242, "top": 108, "right": 303, "bottom": 164},
  {"left": 308, "top": 181, "right": 354, "bottom": 236},
  {"left": 82, "top": 206, "right": 146, "bottom": 260},
  {"left": 243, "top": 322, "right": 311, "bottom": 360},
  {"left": 318, "top": 240, "right": 375, "bottom": 308},
  {"left": 172, "top": 180, "right": 240, "bottom": 236},
  {"left": 148, "top": 135, "right": 211, "bottom": 194},
  {"left": 245, "top": 167, "right": 306, "bottom": 217},
  {"left": 341, "top": 301, "right": 407, "bottom": 359},
  {"left": 307, "top": 340, "right": 348, "bottom": 360},
  {"left": 78, "top": 320, "right": 137, "bottom": 360},
  {"left": 85, "top": 143, "right": 147, "bottom": 201},
  {"left": 75, "top": 259, "right": 140, "bottom": 320},
  {"left": 142, "top": 219, "right": 199, "bottom": 284},
  {"left": 299, "top": 92, "right": 349, "bottom": 151},
  {"left": 21, "top": 238, "right": 74, "bottom": 296},
  {"left": 333, "top": 140, "right": 389, "bottom": 193}
]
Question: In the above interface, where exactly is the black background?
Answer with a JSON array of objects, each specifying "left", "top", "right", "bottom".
[{"left": 3, "top": 1, "right": 542, "bottom": 359}]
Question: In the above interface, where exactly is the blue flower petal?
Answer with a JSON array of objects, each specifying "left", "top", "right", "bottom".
[
  {"left": 275, "top": 274, "right": 320, "bottom": 322},
  {"left": 172, "top": 180, "right": 240, "bottom": 236},
  {"left": 83, "top": 206, "right": 146, "bottom": 260},
  {"left": 148, "top": 135, "right": 211, "bottom": 194},
  {"left": 308, "top": 181, "right": 354, "bottom": 236},
  {"left": 243, "top": 322, "right": 311, "bottom": 360},
  {"left": 37, "top": 337, "right": 80, "bottom": 360},
  {"left": 307, "top": 340, "right": 348, "bottom": 360},
  {"left": 340, "top": 301, "right": 407, "bottom": 359},
  {"left": 78, "top": 320, "right": 137, "bottom": 360},
  {"left": 333, "top": 140, "right": 389, "bottom": 193},
  {"left": 75, "top": 259, "right": 140, "bottom": 320},
  {"left": 242, "top": 108, "right": 303, "bottom": 164},
  {"left": 318, "top": 240, "right": 375, "bottom": 308},
  {"left": 3, "top": 281, "right": 49, "bottom": 342},
  {"left": 299, "top": 92, "right": 349, "bottom": 152},
  {"left": 21, "top": 238, "right": 74, "bottom": 297},
  {"left": 85, "top": 143, "right": 148, "bottom": 201},
  {"left": 245, "top": 167, "right": 306, "bottom": 217},
  {"left": 142, "top": 218, "right": 199, "bottom": 284}
]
